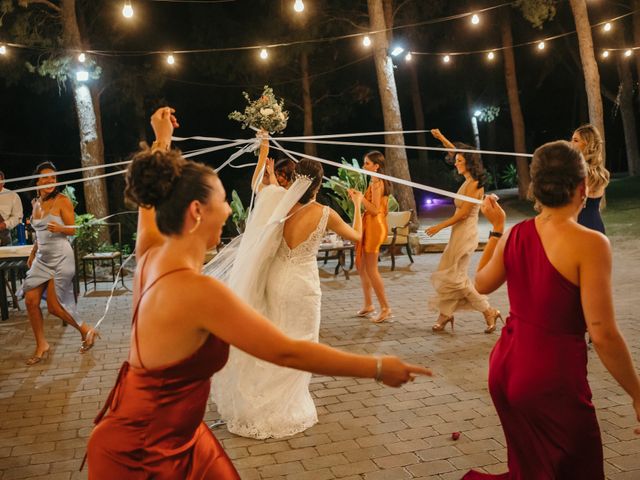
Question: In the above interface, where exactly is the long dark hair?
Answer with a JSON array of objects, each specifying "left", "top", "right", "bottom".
[
  {"left": 31, "top": 162, "right": 60, "bottom": 201},
  {"left": 452, "top": 142, "right": 486, "bottom": 187},
  {"left": 364, "top": 150, "right": 390, "bottom": 196}
]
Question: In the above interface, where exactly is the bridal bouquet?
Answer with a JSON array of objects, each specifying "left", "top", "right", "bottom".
[{"left": 229, "top": 85, "right": 289, "bottom": 134}]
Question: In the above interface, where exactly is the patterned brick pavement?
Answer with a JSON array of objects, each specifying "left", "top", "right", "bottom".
[{"left": 1, "top": 235, "right": 639, "bottom": 479}]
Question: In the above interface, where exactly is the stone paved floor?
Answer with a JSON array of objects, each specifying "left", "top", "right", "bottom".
[{"left": 1, "top": 235, "right": 639, "bottom": 480}]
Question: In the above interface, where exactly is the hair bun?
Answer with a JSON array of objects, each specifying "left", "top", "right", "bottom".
[{"left": 125, "top": 148, "right": 185, "bottom": 207}]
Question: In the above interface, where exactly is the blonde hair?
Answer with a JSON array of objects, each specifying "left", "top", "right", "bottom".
[{"left": 573, "top": 124, "right": 610, "bottom": 193}]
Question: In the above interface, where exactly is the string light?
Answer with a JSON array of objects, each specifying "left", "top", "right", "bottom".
[
  {"left": 0, "top": 45, "right": 6, "bottom": 56},
  {"left": 76, "top": 70, "right": 89, "bottom": 82},
  {"left": 78, "top": 52, "right": 86, "bottom": 63},
  {"left": 624, "top": 49, "right": 633, "bottom": 57},
  {"left": 603, "top": 22, "right": 612, "bottom": 32},
  {"left": 537, "top": 41, "right": 545, "bottom": 50},
  {"left": 471, "top": 14, "right": 480, "bottom": 25},
  {"left": 362, "top": 35, "right": 371, "bottom": 47},
  {"left": 443, "top": 54, "right": 451, "bottom": 63},
  {"left": 405, "top": 52, "right": 412, "bottom": 62},
  {"left": 122, "top": 1, "right": 134, "bottom": 18},
  {"left": 166, "top": 54, "right": 176, "bottom": 65},
  {"left": 601, "top": 50, "right": 609, "bottom": 59},
  {"left": 487, "top": 51, "right": 495, "bottom": 60},
  {"left": 293, "top": 0, "right": 304, "bottom": 13},
  {"left": 259, "top": 48, "right": 268, "bottom": 60}
]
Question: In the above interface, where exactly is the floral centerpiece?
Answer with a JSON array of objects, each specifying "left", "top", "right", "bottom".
[{"left": 229, "top": 85, "right": 289, "bottom": 134}]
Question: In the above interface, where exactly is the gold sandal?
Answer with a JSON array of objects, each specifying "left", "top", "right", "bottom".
[
  {"left": 356, "top": 306, "right": 376, "bottom": 317},
  {"left": 26, "top": 348, "right": 50, "bottom": 366},
  {"left": 371, "top": 308, "right": 393, "bottom": 324},
  {"left": 432, "top": 314, "right": 454, "bottom": 332}
]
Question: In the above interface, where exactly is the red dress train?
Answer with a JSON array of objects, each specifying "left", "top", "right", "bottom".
[{"left": 464, "top": 219, "right": 603, "bottom": 480}]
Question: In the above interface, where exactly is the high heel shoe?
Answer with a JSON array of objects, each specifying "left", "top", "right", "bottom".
[
  {"left": 356, "top": 306, "right": 376, "bottom": 317},
  {"left": 26, "top": 348, "right": 50, "bottom": 366},
  {"left": 483, "top": 308, "right": 503, "bottom": 334},
  {"left": 432, "top": 314, "right": 454, "bottom": 332},
  {"left": 371, "top": 308, "right": 393, "bottom": 324},
  {"left": 80, "top": 328, "right": 100, "bottom": 354}
]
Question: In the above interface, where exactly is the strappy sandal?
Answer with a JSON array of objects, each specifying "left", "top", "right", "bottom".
[
  {"left": 370, "top": 308, "right": 393, "bottom": 324},
  {"left": 80, "top": 329, "right": 100, "bottom": 354},
  {"left": 26, "top": 348, "right": 50, "bottom": 366},
  {"left": 356, "top": 306, "right": 376, "bottom": 317}
]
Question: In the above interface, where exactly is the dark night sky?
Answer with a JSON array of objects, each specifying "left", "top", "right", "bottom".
[{"left": 0, "top": 0, "right": 637, "bottom": 216}]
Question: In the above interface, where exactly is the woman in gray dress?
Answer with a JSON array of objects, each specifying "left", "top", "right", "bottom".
[{"left": 23, "top": 162, "right": 98, "bottom": 365}]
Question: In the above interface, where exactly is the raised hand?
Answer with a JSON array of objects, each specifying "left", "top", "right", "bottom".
[
  {"left": 431, "top": 129, "right": 444, "bottom": 140},
  {"left": 150, "top": 107, "right": 178, "bottom": 147},
  {"left": 481, "top": 194, "right": 506, "bottom": 230},
  {"left": 347, "top": 189, "right": 363, "bottom": 204},
  {"left": 379, "top": 356, "right": 433, "bottom": 387}
]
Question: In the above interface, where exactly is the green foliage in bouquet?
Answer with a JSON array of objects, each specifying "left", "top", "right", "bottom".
[
  {"left": 229, "top": 85, "right": 289, "bottom": 134},
  {"left": 230, "top": 190, "right": 248, "bottom": 234},
  {"left": 322, "top": 159, "right": 399, "bottom": 221}
]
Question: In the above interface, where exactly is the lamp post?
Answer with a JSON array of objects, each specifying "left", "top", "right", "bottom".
[{"left": 471, "top": 109, "right": 481, "bottom": 150}]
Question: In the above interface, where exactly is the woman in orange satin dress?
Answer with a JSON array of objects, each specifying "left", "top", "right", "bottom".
[
  {"left": 85, "top": 108, "right": 432, "bottom": 479},
  {"left": 355, "top": 151, "right": 392, "bottom": 323}
]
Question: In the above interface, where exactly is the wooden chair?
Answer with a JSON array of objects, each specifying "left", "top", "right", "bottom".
[{"left": 381, "top": 210, "right": 414, "bottom": 271}]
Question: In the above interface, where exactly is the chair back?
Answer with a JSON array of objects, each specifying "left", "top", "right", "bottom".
[{"left": 386, "top": 211, "right": 411, "bottom": 243}]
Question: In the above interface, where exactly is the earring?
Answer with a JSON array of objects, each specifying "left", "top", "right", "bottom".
[
  {"left": 581, "top": 195, "right": 587, "bottom": 209},
  {"left": 188, "top": 216, "right": 201, "bottom": 234}
]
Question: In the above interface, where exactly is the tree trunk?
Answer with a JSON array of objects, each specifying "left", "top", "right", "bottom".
[
  {"left": 367, "top": 0, "right": 417, "bottom": 217},
  {"left": 408, "top": 61, "right": 428, "bottom": 162},
  {"left": 61, "top": 0, "right": 109, "bottom": 218},
  {"left": 300, "top": 50, "right": 318, "bottom": 158},
  {"left": 383, "top": 0, "right": 394, "bottom": 43},
  {"left": 500, "top": 9, "right": 530, "bottom": 199},
  {"left": 633, "top": 0, "right": 640, "bottom": 111},
  {"left": 616, "top": 56, "right": 640, "bottom": 175},
  {"left": 569, "top": 0, "right": 606, "bottom": 159}
]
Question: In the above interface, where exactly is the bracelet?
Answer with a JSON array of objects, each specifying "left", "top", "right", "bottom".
[
  {"left": 489, "top": 231, "right": 503, "bottom": 239},
  {"left": 375, "top": 357, "right": 383, "bottom": 384}
]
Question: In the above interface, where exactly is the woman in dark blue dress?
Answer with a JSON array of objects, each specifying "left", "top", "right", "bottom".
[{"left": 571, "top": 124, "right": 609, "bottom": 234}]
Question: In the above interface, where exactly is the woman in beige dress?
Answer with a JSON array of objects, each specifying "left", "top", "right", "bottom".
[{"left": 425, "top": 129, "right": 501, "bottom": 333}]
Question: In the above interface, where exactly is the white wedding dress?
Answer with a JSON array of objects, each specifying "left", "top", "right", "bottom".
[{"left": 206, "top": 180, "right": 330, "bottom": 439}]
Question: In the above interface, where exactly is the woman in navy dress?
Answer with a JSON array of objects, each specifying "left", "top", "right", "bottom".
[{"left": 571, "top": 124, "right": 609, "bottom": 234}]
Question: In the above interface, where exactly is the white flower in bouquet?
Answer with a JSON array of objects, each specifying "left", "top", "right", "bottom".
[{"left": 229, "top": 85, "right": 289, "bottom": 134}]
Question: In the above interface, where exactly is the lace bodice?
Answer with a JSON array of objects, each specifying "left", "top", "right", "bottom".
[{"left": 276, "top": 206, "right": 330, "bottom": 264}]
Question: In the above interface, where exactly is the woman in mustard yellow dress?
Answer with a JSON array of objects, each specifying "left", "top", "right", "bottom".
[{"left": 355, "top": 151, "right": 392, "bottom": 323}]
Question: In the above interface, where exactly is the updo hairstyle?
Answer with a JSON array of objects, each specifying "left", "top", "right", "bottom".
[{"left": 125, "top": 147, "right": 218, "bottom": 235}]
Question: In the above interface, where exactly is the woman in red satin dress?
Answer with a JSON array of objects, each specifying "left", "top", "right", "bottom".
[
  {"left": 355, "top": 151, "right": 392, "bottom": 323},
  {"left": 85, "top": 108, "right": 432, "bottom": 479},
  {"left": 466, "top": 141, "right": 640, "bottom": 479}
]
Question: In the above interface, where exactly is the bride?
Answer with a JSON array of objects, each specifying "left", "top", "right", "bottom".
[{"left": 208, "top": 137, "right": 364, "bottom": 439}]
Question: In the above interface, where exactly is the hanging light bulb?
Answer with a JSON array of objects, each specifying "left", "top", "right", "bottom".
[
  {"left": 487, "top": 51, "right": 495, "bottom": 60},
  {"left": 603, "top": 22, "right": 612, "bottom": 32},
  {"left": 363, "top": 35, "right": 371, "bottom": 47},
  {"left": 405, "top": 52, "right": 412, "bottom": 62},
  {"left": 0, "top": 45, "right": 7, "bottom": 56},
  {"left": 601, "top": 50, "right": 609, "bottom": 59},
  {"left": 471, "top": 14, "right": 480, "bottom": 25},
  {"left": 76, "top": 70, "right": 89, "bottom": 82},
  {"left": 122, "top": 1, "right": 134, "bottom": 18},
  {"left": 78, "top": 52, "right": 86, "bottom": 63},
  {"left": 259, "top": 48, "right": 268, "bottom": 60},
  {"left": 624, "top": 49, "right": 633, "bottom": 57},
  {"left": 293, "top": 0, "right": 304, "bottom": 13},
  {"left": 443, "top": 55, "right": 451, "bottom": 63},
  {"left": 537, "top": 41, "right": 546, "bottom": 50},
  {"left": 166, "top": 54, "right": 175, "bottom": 65}
]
